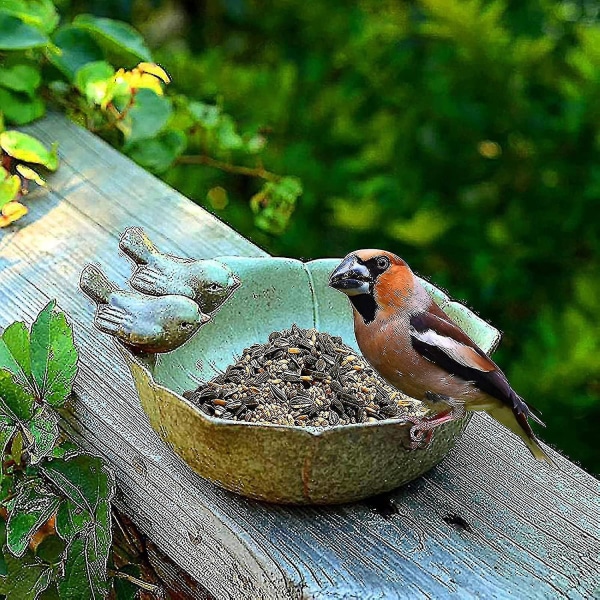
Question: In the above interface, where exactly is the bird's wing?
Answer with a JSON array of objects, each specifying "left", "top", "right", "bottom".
[{"left": 409, "top": 310, "right": 545, "bottom": 426}]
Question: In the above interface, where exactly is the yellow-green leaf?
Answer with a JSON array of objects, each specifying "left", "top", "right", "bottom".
[
  {"left": 0, "top": 131, "right": 58, "bottom": 170},
  {"left": 16, "top": 164, "right": 45, "bottom": 186},
  {"left": 0, "top": 172, "right": 20, "bottom": 208}
]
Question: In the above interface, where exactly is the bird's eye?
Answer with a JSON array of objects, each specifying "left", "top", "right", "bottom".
[
  {"left": 208, "top": 283, "right": 223, "bottom": 292},
  {"left": 376, "top": 256, "right": 390, "bottom": 270},
  {"left": 181, "top": 322, "right": 192, "bottom": 328}
]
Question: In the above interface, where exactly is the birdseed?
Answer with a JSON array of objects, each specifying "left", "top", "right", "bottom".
[{"left": 183, "top": 325, "right": 428, "bottom": 427}]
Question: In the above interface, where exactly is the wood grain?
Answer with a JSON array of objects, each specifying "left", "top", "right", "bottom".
[{"left": 1, "top": 114, "right": 598, "bottom": 599}]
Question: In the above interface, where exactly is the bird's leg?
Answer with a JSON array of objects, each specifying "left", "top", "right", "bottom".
[{"left": 409, "top": 393, "right": 466, "bottom": 449}]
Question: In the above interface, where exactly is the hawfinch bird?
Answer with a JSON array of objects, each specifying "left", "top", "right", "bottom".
[{"left": 329, "top": 249, "right": 554, "bottom": 465}]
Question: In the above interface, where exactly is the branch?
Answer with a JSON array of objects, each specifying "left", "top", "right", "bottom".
[{"left": 176, "top": 154, "right": 280, "bottom": 182}]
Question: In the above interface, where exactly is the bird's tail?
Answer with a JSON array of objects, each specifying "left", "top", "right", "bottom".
[
  {"left": 489, "top": 403, "right": 556, "bottom": 467},
  {"left": 80, "top": 264, "right": 118, "bottom": 304},
  {"left": 119, "top": 226, "right": 158, "bottom": 265}
]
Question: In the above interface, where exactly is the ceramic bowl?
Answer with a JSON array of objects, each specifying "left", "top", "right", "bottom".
[{"left": 121, "top": 257, "right": 500, "bottom": 504}]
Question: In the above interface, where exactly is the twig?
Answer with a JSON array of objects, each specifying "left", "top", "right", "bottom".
[
  {"left": 109, "top": 570, "right": 161, "bottom": 592},
  {"left": 176, "top": 154, "right": 280, "bottom": 182}
]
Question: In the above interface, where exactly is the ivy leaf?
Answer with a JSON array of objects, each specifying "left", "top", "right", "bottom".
[
  {"left": 125, "top": 129, "right": 186, "bottom": 173},
  {"left": 0, "top": 65, "right": 41, "bottom": 98},
  {"left": 72, "top": 14, "right": 152, "bottom": 64},
  {"left": 74, "top": 61, "right": 115, "bottom": 105},
  {"left": 1, "top": 321, "right": 31, "bottom": 381},
  {"left": 55, "top": 498, "right": 92, "bottom": 543},
  {"left": 0, "top": 549, "right": 52, "bottom": 599},
  {"left": 40, "top": 453, "right": 115, "bottom": 516},
  {"left": 0, "top": 371, "right": 35, "bottom": 422},
  {"left": 49, "top": 25, "right": 104, "bottom": 81},
  {"left": 6, "top": 480, "right": 60, "bottom": 557},
  {"left": 0, "top": 13, "right": 49, "bottom": 50},
  {"left": 119, "top": 88, "right": 172, "bottom": 144},
  {"left": 58, "top": 527, "right": 110, "bottom": 600},
  {"left": 0, "top": 87, "right": 45, "bottom": 126},
  {"left": 0, "top": 0, "right": 59, "bottom": 35},
  {"left": 27, "top": 406, "right": 59, "bottom": 464},
  {"left": 30, "top": 300, "right": 78, "bottom": 407},
  {"left": 0, "top": 131, "right": 58, "bottom": 171}
]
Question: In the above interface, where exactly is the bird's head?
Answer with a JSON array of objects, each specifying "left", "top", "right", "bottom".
[{"left": 329, "top": 250, "right": 414, "bottom": 323}]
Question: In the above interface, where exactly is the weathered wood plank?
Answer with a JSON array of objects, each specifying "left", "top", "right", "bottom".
[{"left": 1, "top": 115, "right": 598, "bottom": 600}]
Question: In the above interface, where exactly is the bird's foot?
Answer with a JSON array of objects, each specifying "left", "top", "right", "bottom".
[{"left": 407, "top": 402, "right": 466, "bottom": 450}]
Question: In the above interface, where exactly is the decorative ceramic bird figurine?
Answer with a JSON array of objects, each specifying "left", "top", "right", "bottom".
[
  {"left": 329, "top": 249, "right": 554, "bottom": 465},
  {"left": 80, "top": 264, "right": 209, "bottom": 353},
  {"left": 119, "top": 227, "right": 240, "bottom": 313}
]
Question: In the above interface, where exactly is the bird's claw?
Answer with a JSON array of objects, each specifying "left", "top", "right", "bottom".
[{"left": 409, "top": 425, "right": 434, "bottom": 449}]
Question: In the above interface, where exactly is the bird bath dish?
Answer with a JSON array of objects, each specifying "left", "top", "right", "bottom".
[{"left": 120, "top": 256, "right": 501, "bottom": 505}]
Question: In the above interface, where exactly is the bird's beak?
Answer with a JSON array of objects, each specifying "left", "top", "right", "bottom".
[
  {"left": 200, "top": 312, "right": 211, "bottom": 324},
  {"left": 231, "top": 275, "right": 241, "bottom": 290},
  {"left": 329, "top": 255, "right": 372, "bottom": 296}
]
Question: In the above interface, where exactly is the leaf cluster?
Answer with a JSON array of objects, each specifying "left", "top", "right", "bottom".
[
  {"left": 0, "top": 302, "right": 117, "bottom": 600},
  {"left": 0, "top": 0, "right": 301, "bottom": 233}
]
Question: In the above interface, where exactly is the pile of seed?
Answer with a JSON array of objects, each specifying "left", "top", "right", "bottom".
[{"left": 183, "top": 325, "right": 428, "bottom": 427}]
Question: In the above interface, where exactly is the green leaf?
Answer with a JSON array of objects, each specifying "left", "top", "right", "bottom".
[
  {"left": 0, "top": 371, "right": 35, "bottom": 421},
  {"left": 0, "top": 171, "right": 20, "bottom": 209},
  {"left": 1, "top": 321, "right": 31, "bottom": 381},
  {"left": 188, "top": 100, "right": 221, "bottom": 129},
  {"left": 6, "top": 480, "right": 59, "bottom": 557},
  {"left": 74, "top": 61, "right": 115, "bottom": 105},
  {"left": 27, "top": 406, "right": 59, "bottom": 464},
  {"left": 0, "top": 549, "right": 52, "bottom": 599},
  {"left": 0, "top": 0, "right": 59, "bottom": 34},
  {"left": 72, "top": 14, "right": 152, "bottom": 64},
  {"left": 0, "top": 418, "right": 17, "bottom": 456},
  {"left": 55, "top": 498, "right": 91, "bottom": 543},
  {"left": 30, "top": 300, "right": 78, "bottom": 407},
  {"left": 0, "top": 519, "right": 6, "bottom": 576},
  {"left": 40, "top": 453, "right": 115, "bottom": 515},
  {"left": 0, "top": 65, "right": 41, "bottom": 98},
  {"left": 0, "top": 13, "right": 49, "bottom": 49},
  {"left": 215, "top": 115, "right": 244, "bottom": 151},
  {"left": 51, "top": 440, "right": 77, "bottom": 460},
  {"left": 0, "top": 131, "right": 57, "bottom": 170},
  {"left": 119, "top": 88, "right": 172, "bottom": 144},
  {"left": 37, "top": 583, "right": 60, "bottom": 600},
  {"left": 125, "top": 129, "right": 186, "bottom": 173},
  {"left": 34, "top": 534, "right": 65, "bottom": 565},
  {"left": 49, "top": 25, "right": 104, "bottom": 81},
  {"left": 0, "top": 87, "right": 45, "bottom": 125},
  {"left": 58, "top": 528, "right": 110, "bottom": 600}
]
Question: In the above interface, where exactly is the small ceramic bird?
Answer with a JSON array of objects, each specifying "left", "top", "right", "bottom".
[
  {"left": 80, "top": 264, "right": 209, "bottom": 353},
  {"left": 119, "top": 227, "right": 240, "bottom": 313},
  {"left": 329, "top": 249, "right": 554, "bottom": 465}
]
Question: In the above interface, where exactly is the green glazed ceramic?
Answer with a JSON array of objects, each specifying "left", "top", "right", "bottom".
[{"left": 121, "top": 257, "right": 500, "bottom": 504}]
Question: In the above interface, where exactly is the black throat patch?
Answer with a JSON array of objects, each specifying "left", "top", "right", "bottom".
[{"left": 349, "top": 292, "right": 377, "bottom": 324}]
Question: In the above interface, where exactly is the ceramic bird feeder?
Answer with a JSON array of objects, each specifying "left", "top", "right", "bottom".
[{"left": 118, "top": 256, "right": 501, "bottom": 505}]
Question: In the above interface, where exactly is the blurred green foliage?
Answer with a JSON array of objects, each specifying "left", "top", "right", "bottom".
[{"left": 20, "top": 0, "right": 600, "bottom": 474}]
